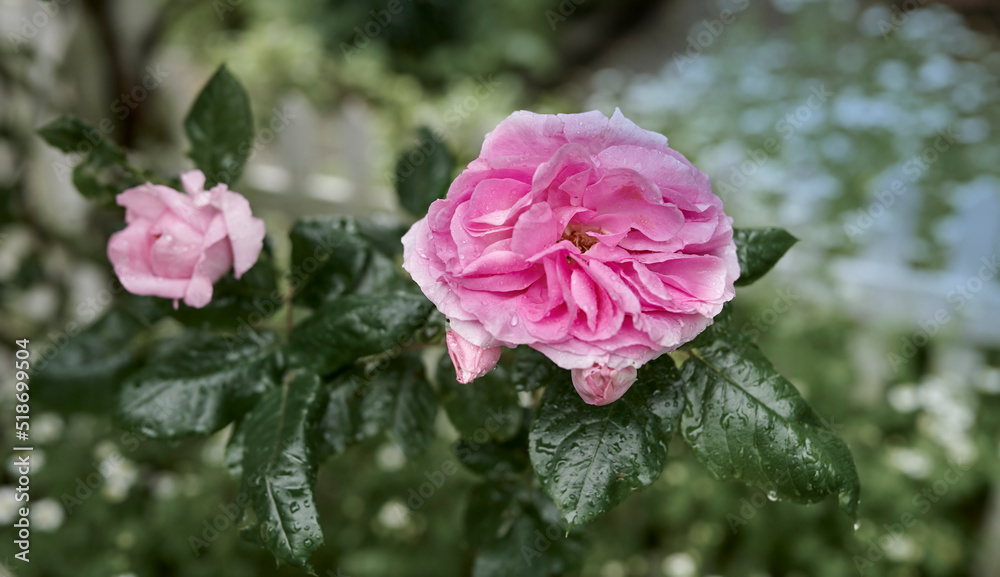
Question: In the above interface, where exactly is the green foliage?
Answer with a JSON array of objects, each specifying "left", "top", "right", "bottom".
[
  {"left": 680, "top": 335, "right": 861, "bottom": 518},
  {"left": 454, "top": 421, "right": 531, "bottom": 480},
  {"left": 115, "top": 330, "right": 281, "bottom": 440},
  {"left": 465, "top": 484, "right": 586, "bottom": 577},
  {"left": 437, "top": 354, "right": 522, "bottom": 443},
  {"left": 289, "top": 217, "right": 405, "bottom": 309},
  {"left": 733, "top": 227, "right": 798, "bottom": 286},
  {"left": 529, "top": 356, "right": 685, "bottom": 527},
  {"left": 511, "top": 346, "right": 567, "bottom": 392},
  {"left": 184, "top": 64, "right": 254, "bottom": 187},
  {"left": 395, "top": 127, "right": 454, "bottom": 217},
  {"left": 285, "top": 292, "right": 433, "bottom": 374},
  {"left": 32, "top": 306, "right": 149, "bottom": 413},
  {"left": 354, "top": 351, "right": 438, "bottom": 459},
  {"left": 37, "top": 115, "right": 145, "bottom": 207},
  {"left": 238, "top": 371, "right": 325, "bottom": 569}
]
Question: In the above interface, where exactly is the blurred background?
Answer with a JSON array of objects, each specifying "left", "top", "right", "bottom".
[{"left": 2, "top": 0, "right": 1000, "bottom": 575}]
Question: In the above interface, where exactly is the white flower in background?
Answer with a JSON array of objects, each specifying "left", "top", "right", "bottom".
[
  {"left": 0, "top": 487, "right": 16, "bottom": 524},
  {"left": 662, "top": 552, "right": 697, "bottom": 577},
  {"left": 376, "top": 500, "right": 409, "bottom": 530},
  {"left": 888, "top": 447, "right": 933, "bottom": 479},
  {"left": 93, "top": 440, "right": 119, "bottom": 461},
  {"left": 599, "top": 560, "right": 626, "bottom": 577},
  {"left": 375, "top": 443, "right": 405, "bottom": 472},
  {"left": 101, "top": 457, "right": 139, "bottom": 503},
  {"left": 32, "top": 413, "right": 64, "bottom": 444},
  {"left": 152, "top": 473, "right": 180, "bottom": 500},
  {"left": 31, "top": 498, "right": 64, "bottom": 532}
]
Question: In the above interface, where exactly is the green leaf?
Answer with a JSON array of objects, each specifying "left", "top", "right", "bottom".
[
  {"left": 241, "top": 371, "right": 325, "bottom": 569},
  {"left": 37, "top": 115, "right": 144, "bottom": 206},
  {"left": 455, "top": 419, "right": 530, "bottom": 480},
  {"left": 285, "top": 292, "right": 433, "bottom": 375},
  {"left": 169, "top": 239, "right": 281, "bottom": 329},
  {"left": 357, "top": 351, "right": 438, "bottom": 458},
  {"left": 289, "top": 217, "right": 405, "bottom": 309},
  {"left": 355, "top": 217, "right": 409, "bottom": 257},
  {"left": 680, "top": 336, "right": 860, "bottom": 518},
  {"left": 511, "top": 347, "right": 567, "bottom": 392},
  {"left": 225, "top": 422, "right": 246, "bottom": 477},
  {"left": 314, "top": 353, "right": 437, "bottom": 459},
  {"left": 115, "top": 330, "right": 280, "bottom": 439},
  {"left": 315, "top": 375, "right": 365, "bottom": 459},
  {"left": 72, "top": 147, "right": 143, "bottom": 207},
  {"left": 528, "top": 356, "right": 685, "bottom": 527},
  {"left": 466, "top": 485, "right": 585, "bottom": 577},
  {"left": 733, "top": 227, "right": 798, "bottom": 286},
  {"left": 32, "top": 307, "right": 148, "bottom": 413},
  {"left": 395, "top": 127, "right": 454, "bottom": 216},
  {"left": 184, "top": 64, "right": 254, "bottom": 187},
  {"left": 38, "top": 115, "right": 117, "bottom": 155},
  {"left": 438, "top": 354, "right": 521, "bottom": 442}
]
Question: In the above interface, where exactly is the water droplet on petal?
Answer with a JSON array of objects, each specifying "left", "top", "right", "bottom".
[{"left": 510, "top": 317, "right": 519, "bottom": 326}]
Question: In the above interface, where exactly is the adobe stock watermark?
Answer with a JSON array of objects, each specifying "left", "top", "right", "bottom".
[
  {"left": 875, "top": 0, "right": 929, "bottom": 39},
  {"left": 886, "top": 254, "right": 998, "bottom": 373},
  {"left": 339, "top": 0, "right": 415, "bottom": 59},
  {"left": 853, "top": 459, "right": 971, "bottom": 575},
  {"left": 672, "top": 0, "right": 750, "bottom": 72},
  {"left": 6, "top": 0, "right": 72, "bottom": 54},
  {"left": 740, "top": 287, "right": 799, "bottom": 341},
  {"left": 545, "top": 0, "right": 587, "bottom": 31},
  {"left": 715, "top": 83, "right": 832, "bottom": 195},
  {"left": 844, "top": 127, "right": 957, "bottom": 242}
]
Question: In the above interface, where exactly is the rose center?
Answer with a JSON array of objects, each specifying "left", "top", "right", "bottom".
[{"left": 562, "top": 226, "right": 598, "bottom": 253}]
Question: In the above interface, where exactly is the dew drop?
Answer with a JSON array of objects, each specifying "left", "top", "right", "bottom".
[
  {"left": 853, "top": 521, "right": 861, "bottom": 532},
  {"left": 766, "top": 491, "right": 779, "bottom": 502},
  {"left": 510, "top": 317, "right": 519, "bottom": 326}
]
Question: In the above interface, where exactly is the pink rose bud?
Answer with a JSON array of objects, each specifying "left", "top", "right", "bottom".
[
  {"left": 571, "top": 365, "right": 638, "bottom": 406},
  {"left": 446, "top": 330, "right": 502, "bottom": 384},
  {"left": 107, "top": 170, "right": 265, "bottom": 309}
]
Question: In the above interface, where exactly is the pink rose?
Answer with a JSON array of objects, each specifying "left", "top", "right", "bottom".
[
  {"left": 402, "top": 109, "right": 739, "bottom": 404},
  {"left": 107, "top": 170, "right": 266, "bottom": 309}
]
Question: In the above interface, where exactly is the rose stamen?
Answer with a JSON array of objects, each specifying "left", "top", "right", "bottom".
[{"left": 562, "top": 227, "right": 598, "bottom": 253}]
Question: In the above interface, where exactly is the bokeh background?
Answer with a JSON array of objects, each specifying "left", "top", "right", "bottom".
[{"left": 2, "top": 0, "right": 1000, "bottom": 575}]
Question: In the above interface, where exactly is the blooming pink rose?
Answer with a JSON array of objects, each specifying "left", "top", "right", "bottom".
[
  {"left": 572, "top": 365, "right": 637, "bottom": 406},
  {"left": 107, "top": 170, "right": 266, "bottom": 309},
  {"left": 402, "top": 109, "right": 739, "bottom": 404},
  {"left": 446, "top": 330, "right": 502, "bottom": 384}
]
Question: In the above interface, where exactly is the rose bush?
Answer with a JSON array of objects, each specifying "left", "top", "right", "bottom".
[
  {"left": 403, "top": 109, "right": 739, "bottom": 404},
  {"left": 107, "top": 170, "right": 266, "bottom": 308}
]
